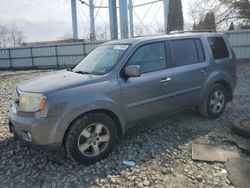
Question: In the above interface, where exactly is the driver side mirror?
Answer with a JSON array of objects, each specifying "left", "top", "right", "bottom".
[{"left": 124, "top": 65, "right": 141, "bottom": 77}]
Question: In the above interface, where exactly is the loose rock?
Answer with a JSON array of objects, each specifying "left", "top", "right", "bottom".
[{"left": 0, "top": 64, "right": 250, "bottom": 187}]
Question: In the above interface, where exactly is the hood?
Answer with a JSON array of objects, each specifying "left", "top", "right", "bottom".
[{"left": 18, "top": 70, "right": 102, "bottom": 94}]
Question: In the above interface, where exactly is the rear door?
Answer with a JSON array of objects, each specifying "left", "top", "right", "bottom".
[
  {"left": 118, "top": 42, "right": 175, "bottom": 123},
  {"left": 169, "top": 38, "right": 209, "bottom": 108}
]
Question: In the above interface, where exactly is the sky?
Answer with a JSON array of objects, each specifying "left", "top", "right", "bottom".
[{"left": 0, "top": 0, "right": 194, "bottom": 42}]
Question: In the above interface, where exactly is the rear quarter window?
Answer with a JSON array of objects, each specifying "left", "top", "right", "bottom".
[{"left": 208, "top": 37, "right": 229, "bottom": 59}]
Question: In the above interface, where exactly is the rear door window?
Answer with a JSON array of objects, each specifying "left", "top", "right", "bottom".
[
  {"left": 208, "top": 37, "right": 229, "bottom": 59},
  {"left": 170, "top": 39, "right": 204, "bottom": 67}
]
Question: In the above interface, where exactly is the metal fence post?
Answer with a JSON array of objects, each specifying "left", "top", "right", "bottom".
[
  {"left": 55, "top": 45, "right": 59, "bottom": 68},
  {"left": 83, "top": 43, "right": 86, "bottom": 57},
  {"left": 30, "top": 47, "right": 35, "bottom": 68},
  {"left": 8, "top": 48, "right": 13, "bottom": 69}
]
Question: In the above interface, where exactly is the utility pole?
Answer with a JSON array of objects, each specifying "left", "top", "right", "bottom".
[
  {"left": 163, "top": 0, "right": 170, "bottom": 34},
  {"left": 128, "top": 0, "right": 134, "bottom": 38},
  {"left": 71, "top": 0, "right": 78, "bottom": 40},
  {"left": 108, "top": 0, "right": 118, "bottom": 40},
  {"left": 119, "top": 0, "right": 129, "bottom": 39},
  {"left": 89, "top": 0, "right": 96, "bottom": 41}
]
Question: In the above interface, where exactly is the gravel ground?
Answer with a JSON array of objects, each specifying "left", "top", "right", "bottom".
[{"left": 0, "top": 63, "right": 250, "bottom": 188}]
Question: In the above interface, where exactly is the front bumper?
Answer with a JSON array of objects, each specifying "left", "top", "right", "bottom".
[{"left": 9, "top": 105, "right": 61, "bottom": 150}]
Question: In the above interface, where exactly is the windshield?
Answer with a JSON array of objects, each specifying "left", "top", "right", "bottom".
[{"left": 73, "top": 44, "right": 129, "bottom": 75}]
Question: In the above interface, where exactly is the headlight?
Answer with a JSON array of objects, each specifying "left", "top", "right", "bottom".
[{"left": 18, "top": 93, "right": 46, "bottom": 112}]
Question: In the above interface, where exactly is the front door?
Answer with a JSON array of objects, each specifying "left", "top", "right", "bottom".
[{"left": 118, "top": 42, "right": 175, "bottom": 123}]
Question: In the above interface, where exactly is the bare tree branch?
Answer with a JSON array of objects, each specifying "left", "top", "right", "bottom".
[
  {"left": 0, "top": 26, "right": 25, "bottom": 48},
  {"left": 188, "top": 0, "right": 250, "bottom": 30}
]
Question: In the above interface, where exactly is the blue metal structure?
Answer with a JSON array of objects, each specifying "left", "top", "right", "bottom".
[
  {"left": 72, "top": 0, "right": 171, "bottom": 39},
  {"left": 89, "top": 0, "right": 96, "bottom": 41},
  {"left": 71, "top": 0, "right": 79, "bottom": 39},
  {"left": 128, "top": 0, "right": 134, "bottom": 38},
  {"left": 163, "top": 0, "right": 169, "bottom": 34},
  {"left": 108, "top": 0, "right": 118, "bottom": 40},
  {"left": 119, "top": 0, "right": 129, "bottom": 39}
]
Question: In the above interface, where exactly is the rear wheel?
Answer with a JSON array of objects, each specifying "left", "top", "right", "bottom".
[
  {"left": 198, "top": 84, "right": 227, "bottom": 118},
  {"left": 64, "top": 112, "right": 118, "bottom": 163}
]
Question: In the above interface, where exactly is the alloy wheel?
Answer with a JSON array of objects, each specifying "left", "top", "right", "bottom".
[
  {"left": 209, "top": 90, "right": 225, "bottom": 114},
  {"left": 77, "top": 123, "right": 110, "bottom": 157}
]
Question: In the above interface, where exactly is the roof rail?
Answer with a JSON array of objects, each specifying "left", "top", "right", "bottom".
[
  {"left": 170, "top": 30, "right": 217, "bottom": 35},
  {"left": 132, "top": 34, "right": 155, "bottom": 38}
]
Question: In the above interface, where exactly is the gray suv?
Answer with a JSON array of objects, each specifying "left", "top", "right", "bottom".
[{"left": 9, "top": 33, "right": 236, "bottom": 163}]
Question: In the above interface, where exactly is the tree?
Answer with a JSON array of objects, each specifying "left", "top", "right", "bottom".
[
  {"left": 228, "top": 22, "right": 235, "bottom": 30},
  {"left": 217, "top": 0, "right": 250, "bottom": 28},
  {"left": 193, "top": 12, "right": 216, "bottom": 30},
  {"left": 167, "top": 0, "right": 184, "bottom": 32},
  {"left": 203, "top": 12, "right": 217, "bottom": 30},
  {"left": 0, "top": 26, "right": 8, "bottom": 48},
  {"left": 0, "top": 26, "right": 25, "bottom": 48},
  {"left": 59, "top": 32, "right": 73, "bottom": 40},
  {"left": 234, "top": 0, "right": 250, "bottom": 28},
  {"left": 189, "top": 0, "right": 250, "bottom": 30},
  {"left": 95, "top": 23, "right": 110, "bottom": 40},
  {"left": 193, "top": 12, "right": 217, "bottom": 30},
  {"left": 193, "top": 23, "right": 197, "bottom": 30}
]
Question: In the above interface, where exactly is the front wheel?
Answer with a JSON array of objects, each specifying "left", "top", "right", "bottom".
[
  {"left": 64, "top": 112, "right": 118, "bottom": 163},
  {"left": 198, "top": 84, "right": 228, "bottom": 118}
]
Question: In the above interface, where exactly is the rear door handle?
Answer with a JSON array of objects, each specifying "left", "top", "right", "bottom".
[{"left": 160, "top": 77, "right": 172, "bottom": 83}]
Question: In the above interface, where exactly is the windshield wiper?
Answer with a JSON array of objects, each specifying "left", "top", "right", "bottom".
[
  {"left": 67, "top": 67, "right": 73, "bottom": 72},
  {"left": 74, "top": 70, "right": 91, "bottom": 75}
]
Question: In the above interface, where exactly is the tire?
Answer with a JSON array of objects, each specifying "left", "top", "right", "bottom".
[
  {"left": 198, "top": 84, "right": 228, "bottom": 118},
  {"left": 64, "top": 112, "right": 118, "bottom": 163},
  {"left": 232, "top": 117, "right": 250, "bottom": 138}
]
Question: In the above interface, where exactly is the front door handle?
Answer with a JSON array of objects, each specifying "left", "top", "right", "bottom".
[
  {"left": 160, "top": 77, "right": 172, "bottom": 83},
  {"left": 201, "top": 68, "right": 208, "bottom": 73}
]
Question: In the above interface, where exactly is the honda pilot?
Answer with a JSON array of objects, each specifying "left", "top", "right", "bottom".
[{"left": 9, "top": 33, "right": 236, "bottom": 163}]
